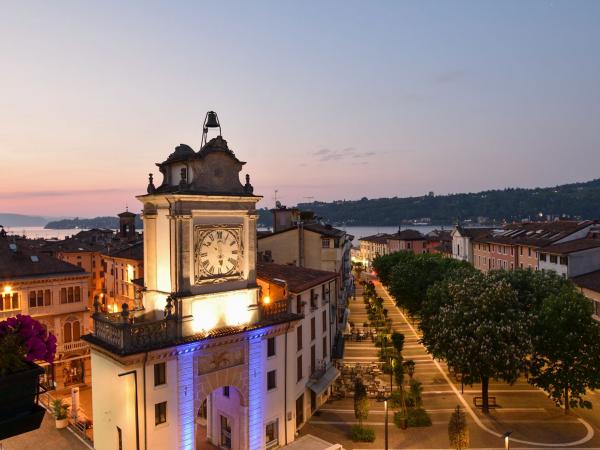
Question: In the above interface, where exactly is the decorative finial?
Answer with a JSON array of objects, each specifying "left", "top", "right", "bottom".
[
  {"left": 147, "top": 173, "right": 156, "bottom": 194},
  {"left": 244, "top": 173, "right": 254, "bottom": 194},
  {"left": 165, "top": 294, "right": 174, "bottom": 318},
  {"left": 121, "top": 302, "right": 130, "bottom": 321}
]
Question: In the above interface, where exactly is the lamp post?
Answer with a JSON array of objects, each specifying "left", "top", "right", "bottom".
[
  {"left": 503, "top": 431, "right": 512, "bottom": 450},
  {"left": 384, "top": 398, "right": 389, "bottom": 450}
]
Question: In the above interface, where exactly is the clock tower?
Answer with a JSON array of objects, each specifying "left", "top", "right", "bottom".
[
  {"left": 85, "top": 112, "right": 300, "bottom": 450},
  {"left": 139, "top": 121, "right": 261, "bottom": 336}
]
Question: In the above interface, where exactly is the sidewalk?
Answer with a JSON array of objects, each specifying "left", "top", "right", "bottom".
[{"left": 0, "top": 413, "right": 89, "bottom": 450}]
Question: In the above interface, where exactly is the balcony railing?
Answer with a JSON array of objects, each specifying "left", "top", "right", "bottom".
[
  {"left": 259, "top": 297, "right": 291, "bottom": 322},
  {"left": 88, "top": 300, "right": 178, "bottom": 353},
  {"left": 58, "top": 340, "right": 88, "bottom": 354}
]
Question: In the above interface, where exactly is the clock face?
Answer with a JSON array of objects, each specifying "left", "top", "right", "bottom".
[{"left": 194, "top": 225, "right": 243, "bottom": 284}]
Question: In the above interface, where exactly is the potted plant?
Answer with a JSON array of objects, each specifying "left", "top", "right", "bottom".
[
  {"left": 51, "top": 399, "right": 70, "bottom": 429},
  {"left": 0, "top": 314, "right": 57, "bottom": 436}
]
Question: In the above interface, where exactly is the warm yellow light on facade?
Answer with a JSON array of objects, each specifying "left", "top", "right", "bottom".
[
  {"left": 3, "top": 286, "right": 12, "bottom": 294},
  {"left": 263, "top": 295, "right": 271, "bottom": 305},
  {"left": 126, "top": 264, "right": 134, "bottom": 283},
  {"left": 191, "top": 290, "right": 254, "bottom": 333}
]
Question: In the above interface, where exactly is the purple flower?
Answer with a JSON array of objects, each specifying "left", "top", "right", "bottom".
[{"left": 0, "top": 314, "right": 57, "bottom": 365}]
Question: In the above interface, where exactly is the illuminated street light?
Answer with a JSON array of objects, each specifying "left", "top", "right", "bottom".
[
  {"left": 503, "top": 431, "right": 512, "bottom": 450},
  {"left": 384, "top": 399, "right": 388, "bottom": 450}
]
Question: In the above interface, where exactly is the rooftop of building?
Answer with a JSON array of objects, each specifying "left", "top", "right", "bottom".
[
  {"left": 387, "top": 229, "right": 425, "bottom": 241},
  {"left": 359, "top": 234, "right": 392, "bottom": 244},
  {"left": 0, "top": 237, "right": 86, "bottom": 281},
  {"left": 454, "top": 226, "right": 497, "bottom": 239},
  {"left": 540, "top": 238, "right": 600, "bottom": 255},
  {"left": 258, "top": 222, "right": 348, "bottom": 239},
  {"left": 472, "top": 220, "right": 595, "bottom": 247},
  {"left": 257, "top": 262, "right": 337, "bottom": 293},
  {"left": 104, "top": 241, "right": 144, "bottom": 260},
  {"left": 572, "top": 269, "right": 600, "bottom": 293}
]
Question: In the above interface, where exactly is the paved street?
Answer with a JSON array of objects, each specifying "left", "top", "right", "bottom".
[
  {"left": 302, "top": 278, "right": 600, "bottom": 449},
  {"left": 0, "top": 413, "right": 89, "bottom": 450}
]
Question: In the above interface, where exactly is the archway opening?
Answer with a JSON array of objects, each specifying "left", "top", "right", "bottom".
[{"left": 196, "top": 385, "right": 244, "bottom": 450}]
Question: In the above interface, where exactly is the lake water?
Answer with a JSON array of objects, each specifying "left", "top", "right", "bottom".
[
  {"left": 6, "top": 224, "right": 454, "bottom": 244},
  {"left": 4, "top": 226, "right": 94, "bottom": 240}
]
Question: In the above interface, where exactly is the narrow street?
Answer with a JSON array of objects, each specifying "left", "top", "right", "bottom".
[{"left": 301, "top": 277, "right": 600, "bottom": 449}]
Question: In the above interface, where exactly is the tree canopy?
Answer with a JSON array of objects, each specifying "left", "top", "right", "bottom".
[
  {"left": 529, "top": 288, "right": 600, "bottom": 412},
  {"left": 420, "top": 273, "right": 531, "bottom": 412}
]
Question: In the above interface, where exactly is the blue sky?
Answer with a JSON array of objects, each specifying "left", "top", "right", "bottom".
[{"left": 1, "top": 0, "right": 599, "bottom": 216}]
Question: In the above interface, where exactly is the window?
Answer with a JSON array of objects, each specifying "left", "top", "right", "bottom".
[
  {"left": 322, "top": 310, "right": 327, "bottom": 332},
  {"left": 265, "top": 420, "right": 279, "bottom": 449},
  {"left": 154, "top": 402, "right": 167, "bottom": 425},
  {"left": 322, "top": 239, "right": 330, "bottom": 248},
  {"left": 311, "top": 317, "right": 316, "bottom": 341},
  {"left": 310, "top": 289, "right": 317, "bottom": 309},
  {"left": 560, "top": 256, "right": 568, "bottom": 266},
  {"left": 223, "top": 386, "right": 230, "bottom": 397},
  {"left": 310, "top": 345, "right": 316, "bottom": 375},
  {"left": 297, "top": 355, "right": 303, "bottom": 381},
  {"left": 297, "top": 326, "right": 303, "bottom": 351},
  {"left": 550, "top": 255, "right": 558, "bottom": 264},
  {"left": 44, "top": 289, "right": 51, "bottom": 306},
  {"left": 296, "top": 295, "right": 302, "bottom": 314},
  {"left": 68, "top": 287, "right": 74, "bottom": 303},
  {"left": 540, "top": 253, "right": 547, "bottom": 262},
  {"left": 267, "top": 370, "right": 276, "bottom": 390},
  {"left": 29, "top": 291, "right": 37, "bottom": 308},
  {"left": 64, "top": 322, "right": 72, "bottom": 343},
  {"left": 1, "top": 293, "right": 19, "bottom": 311},
  {"left": 528, "top": 248, "right": 532, "bottom": 257},
  {"left": 75, "top": 287, "right": 81, "bottom": 302},
  {"left": 267, "top": 337, "right": 276, "bottom": 357},
  {"left": 72, "top": 321, "right": 81, "bottom": 341},
  {"left": 323, "top": 335, "right": 328, "bottom": 358},
  {"left": 154, "top": 362, "right": 166, "bottom": 386}
]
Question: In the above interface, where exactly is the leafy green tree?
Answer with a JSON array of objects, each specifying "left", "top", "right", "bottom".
[
  {"left": 391, "top": 331, "right": 405, "bottom": 355},
  {"left": 529, "top": 288, "right": 600, "bottom": 413},
  {"left": 409, "top": 379, "right": 423, "bottom": 408},
  {"left": 393, "top": 358, "right": 405, "bottom": 387},
  {"left": 448, "top": 406, "right": 469, "bottom": 450},
  {"left": 420, "top": 273, "right": 530, "bottom": 412},
  {"left": 389, "top": 253, "right": 473, "bottom": 316},
  {"left": 488, "top": 268, "right": 571, "bottom": 313},
  {"left": 354, "top": 378, "right": 369, "bottom": 426},
  {"left": 372, "top": 251, "right": 414, "bottom": 286}
]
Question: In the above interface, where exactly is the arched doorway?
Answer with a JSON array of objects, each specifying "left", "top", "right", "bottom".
[{"left": 196, "top": 385, "right": 245, "bottom": 450}]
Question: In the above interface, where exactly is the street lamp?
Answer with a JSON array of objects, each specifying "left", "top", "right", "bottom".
[
  {"left": 384, "top": 399, "right": 388, "bottom": 450},
  {"left": 503, "top": 431, "right": 512, "bottom": 450}
]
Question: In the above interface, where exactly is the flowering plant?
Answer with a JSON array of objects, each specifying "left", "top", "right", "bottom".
[{"left": 0, "top": 314, "right": 57, "bottom": 376}]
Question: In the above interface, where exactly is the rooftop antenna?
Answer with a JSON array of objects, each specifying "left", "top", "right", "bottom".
[
  {"left": 201, "top": 111, "right": 221, "bottom": 148},
  {"left": 273, "top": 189, "right": 279, "bottom": 206}
]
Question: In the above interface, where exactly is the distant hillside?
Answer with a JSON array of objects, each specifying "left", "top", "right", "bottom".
[
  {"left": 295, "top": 179, "right": 600, "bottom": 226},
  {"left": 0, "top": 213, "right": 51, "bottom": 227},
  {"left": 45, "top": 216, "right": 143, "bottom": 230}
]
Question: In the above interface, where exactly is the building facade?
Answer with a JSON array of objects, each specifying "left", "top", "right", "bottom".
[
  {"left": 1, "top": 237, "right": 91, "bottom": 390},
  {"left": 84, "top": 121, "right": 338, "bottom": 450}
]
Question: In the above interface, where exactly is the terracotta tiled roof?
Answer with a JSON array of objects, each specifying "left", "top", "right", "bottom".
[
  {"left": 454, "top": 226, "right": 496, "bottom": 239},
  {"left": 388, "top": 229, "right": 424, "bottom": 241},
  {"left": 257, "top": 262, "right": 337, "bottom": 293},
  {"left": 42, "top": 239, "right": 106, "bottom": 254},
  {"left": 359, "top": 234, "right": 391, "bottom": 244},
  {"left": 106, "top": 241, "right": 144, "bottom": 261},
  {"left": 0, "top": 239, "right": 86, "bottom": 280}
]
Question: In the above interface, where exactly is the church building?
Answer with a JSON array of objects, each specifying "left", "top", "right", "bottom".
[{"left": 83, "top": 112, "right": 340, "bottom": 450}]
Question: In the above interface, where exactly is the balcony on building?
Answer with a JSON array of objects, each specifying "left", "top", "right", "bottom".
[{"left": 84, "top": 294, "right": 300, "bottom": 356}]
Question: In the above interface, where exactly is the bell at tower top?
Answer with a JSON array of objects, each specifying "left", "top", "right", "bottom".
[{"left": 145, "top": 111, "right": 257, "bottom": 197}]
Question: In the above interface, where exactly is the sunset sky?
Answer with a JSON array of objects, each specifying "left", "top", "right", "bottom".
[{"left": 1, "top": 1, "right": 599, "bottom": 217}]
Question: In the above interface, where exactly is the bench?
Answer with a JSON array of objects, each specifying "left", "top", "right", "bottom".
[{"left": 473, "top": 396, "right": 497, "bottom": 409}]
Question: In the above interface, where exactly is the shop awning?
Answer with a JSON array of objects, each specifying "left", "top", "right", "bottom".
[{"left": 306, "top": 365, "right": 340, "bottom": 396}]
